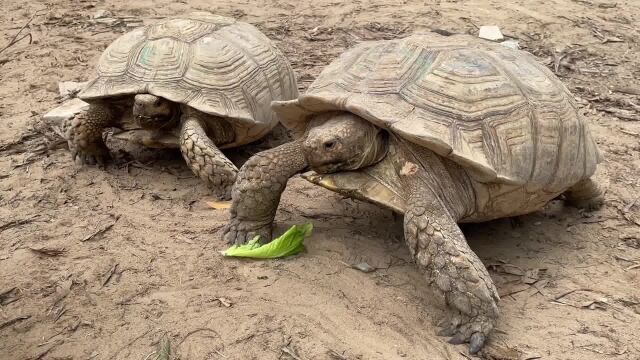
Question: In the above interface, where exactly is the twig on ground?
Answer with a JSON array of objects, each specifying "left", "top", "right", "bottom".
[
  {"left": 0, "top": 9, "right": 46, "bottom": 55},
  {"left": 81, "top": 216, "right": 120, "bottom": 242},
  {"left": 107, "top": 328, "right": 152, "bottom": 360},
  {"left": 0, "top": 315, "right": 31, "bottom": 330},
  {"left": 176, "top": 327, "right": 221, "bottom": 349},
  {"left": 0, "top": 216, "right": 38, "bottom": 233},
  {"left": 553, "top": 288, "right": 594, "bottom": 301},
  {"left": 101, "top": 263, "right": 119, "bottom": 287}
]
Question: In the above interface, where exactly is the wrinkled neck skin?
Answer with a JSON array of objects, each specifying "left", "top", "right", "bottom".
[
  {"left": 133, "top": 94, "right": 179, "bottom": 130},
  {"left": 302, "top": 112, "right": 388, "bottom": 174}
]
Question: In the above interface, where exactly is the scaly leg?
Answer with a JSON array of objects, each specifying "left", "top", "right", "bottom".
[
  {"left": 179, "top": 113, "right": 238, "bottom": 200},
  {"left": 404, "top": 178, "right": 499, "bottom": 354},
  {"left": 65, "top": 102, "right": 114, "bottom": 166},
  {"left": 223, "top": 140, "right": 307, "bottom": 245},
  {"left": 564, "top": 177, "right": 604, "bottom": 211}
]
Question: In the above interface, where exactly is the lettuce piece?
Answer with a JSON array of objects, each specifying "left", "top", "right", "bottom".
[{"left": 222, "top": 223, "right": 312, "bottom": 259}]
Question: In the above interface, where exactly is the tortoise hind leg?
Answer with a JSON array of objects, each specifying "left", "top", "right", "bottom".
[
  {"left": 179, "top": 111, "right": 238, "bottom": 200},
  {"left": 564, "top": 177, "right": 604, "bottom": 211}
]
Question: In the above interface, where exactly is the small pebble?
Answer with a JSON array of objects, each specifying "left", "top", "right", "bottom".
[
  {"left": 351, "top": 262, "right": 376, "bottom": 273},
  {"left": 500, "top": 39, "right": 520, "bottom": 50},
  {"left": 93, "top": 10, "right": 113, "bottom": 19},
  {"left": 478, "top": 25, "right": 504, "bottom": 41}
]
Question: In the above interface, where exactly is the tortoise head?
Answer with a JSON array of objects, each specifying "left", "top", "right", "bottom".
[
  {"left": 133, "top": 94, "right": 177, "bottom": 129},
  {"left": 303, "top": 112, "right": 388, "bottom": 174}
]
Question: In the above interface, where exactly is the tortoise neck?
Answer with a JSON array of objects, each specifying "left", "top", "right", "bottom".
[
  {"left": 180, "top": 106, "right": 235, "bottom": 145},
  {"left": 206, "top": 116, "right": 235, "bottom": 145},
  {"left": 162, "top": 102, "right": 181, "bottom": 130}
]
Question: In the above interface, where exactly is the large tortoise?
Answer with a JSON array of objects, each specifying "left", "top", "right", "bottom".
[
  {"left": 66, "top": 12, "right": 298, "bottom": 198},
  {"left": 223, "top": 33, "right": 604, "bottom": 352}
]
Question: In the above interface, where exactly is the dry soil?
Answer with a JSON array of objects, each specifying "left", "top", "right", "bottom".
[{"left": 1, "top": 0, "right": 639, "bottom": 359}]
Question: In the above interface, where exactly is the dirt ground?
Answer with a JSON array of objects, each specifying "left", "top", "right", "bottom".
[{"left": 1, "top": 0, "right": 639, "bottom": 359}]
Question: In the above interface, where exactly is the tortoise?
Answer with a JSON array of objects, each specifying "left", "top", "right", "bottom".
[
  {"left": 65, "top": 12, "right": 298, "bottom": 199},
  {"left": 223, "top": 33, "right": 604, "bottom": 353}
]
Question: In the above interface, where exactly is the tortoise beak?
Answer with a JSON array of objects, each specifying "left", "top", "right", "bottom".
[
  {"left": 303, "top": 135, "right": 346, "bottom": 173},
  {"left": 136, "top": 115, "right": 172, "bottom": 129}
]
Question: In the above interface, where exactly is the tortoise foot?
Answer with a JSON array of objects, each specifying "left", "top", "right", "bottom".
[
  {"left": 223, "top": 218, "right": 272, "bottom": 245},
  {"left": 438, "top": 312, "right": 495, "bottom": 354},
  {"left": 66, "top": 110, "right": 111, "bottom": 167}
]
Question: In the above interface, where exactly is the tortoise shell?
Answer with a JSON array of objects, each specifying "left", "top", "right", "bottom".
[
  {"left": 79, "top": 12, "right": 298, "bottom": 147},
  {"left": 272, "top": 33, "right": 601, "bottom": 193}
]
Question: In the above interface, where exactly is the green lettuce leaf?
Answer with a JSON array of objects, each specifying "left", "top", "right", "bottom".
[{"left": 222, "top": 223, "right": 312, "bottom": 259}]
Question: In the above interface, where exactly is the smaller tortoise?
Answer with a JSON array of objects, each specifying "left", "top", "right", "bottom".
[
  {"left": 66, "top": 12, "right": 298, "bottom": 199},
  {"left": 224, "top": 33, "right": 604, "bottom": 352}
]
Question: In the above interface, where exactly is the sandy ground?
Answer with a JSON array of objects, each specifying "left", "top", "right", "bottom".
[{"left": 1, "top": 0, "right": 639, "bottom": 359}]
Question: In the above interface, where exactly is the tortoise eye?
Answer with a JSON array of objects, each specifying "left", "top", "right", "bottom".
[{"left": 154, "top": 98, "right": 162, "bottom": 106}]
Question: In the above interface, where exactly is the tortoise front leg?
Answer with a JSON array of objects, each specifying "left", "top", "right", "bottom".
[
  {"left": 179, "top": 113, "right": 238, "bottom": 200},
  {"left": 223, "top": 140, "right": 307, "bottom": 245},
  {"left": 65, "top": 102, "right": 115, "bottom": 166},
  {"left": 404, "top": 179, "right": 499, "bottom": 354}
]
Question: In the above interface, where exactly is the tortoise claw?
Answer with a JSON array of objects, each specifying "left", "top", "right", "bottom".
[
  {"left": 438, "top": 315, "right": 491, "bottom": 354},
  {"left": 69, "top": 143, "right": 110, "bottom": 167},
  {"left": 437, "top": 326, "right": 456, "bottom": 337},
  {"left": 469, "top": 332, "right": 485, "bottom": 354},
  {"left": 223, "top": 218, "right": 272, "bottom": 246},
  {"left": 223, "top": 227, "right": 237, "bottom": 245},
  {"left": 212, "top": 184, "right": 232, "bottom": 201},
  {"left": 447, "top": 333, "right": 466, "bottom": 345}
]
